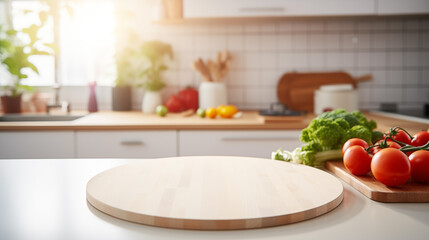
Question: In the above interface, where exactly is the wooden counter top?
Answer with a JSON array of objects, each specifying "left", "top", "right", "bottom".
[
  {"left": 0, "top": 110, "right": 427, "bottom": 133},
  {"left": 0, "top": 111, "right": 312, "bottom": 131}
]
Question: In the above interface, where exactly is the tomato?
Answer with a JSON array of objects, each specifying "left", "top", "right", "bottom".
[
  {"left": 409, "top": 150, "right": 429, "bottom": 184},
  {"left": 343, "top": 146, "right": 372, "bottom": 175},
  {"left": 391, "top": 129, "right": 412, "bottom": 145},
  {"left": 371, "top": 148, "right": 411, "bottom": 187},
  {"left": 205, "top": 108, "right": 217, "bottom": 119},
  {"left": 410, "top": 131, "right": 429, "bottom": 147},
  {"left": 165, "top": 95, "right": 184, "bottom": 113},
  {"left": 218, "top": 105, "right": 238, "bottom": 118},
  {"left": 342, "top": 138, "right": 369, "bottom": 156},
  {"left": 404, "top": 150, "right": 415, "bottom": 157},
  {"left": 178, "top": 87, "right": 199, "bottom": 112},
  {"left": 370, "top": 140, "right": 401, "bottom": 154}
]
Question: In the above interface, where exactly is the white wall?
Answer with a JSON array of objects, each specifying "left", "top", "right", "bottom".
[
  {"left": 7, "top": 1, "right": 428, "bottom": 113},
  {"left": 109, "top": 1, "right": 429, "bottom": 112}
]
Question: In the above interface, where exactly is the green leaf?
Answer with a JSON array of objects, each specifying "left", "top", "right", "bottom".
[
  {"left": 39, "top": 11, "right": 49, "bottom": 24},
  {"left": 6, "top": 29, "right": 17, "bottom": 36},
  {"left": 43, "top": 43, "right": 57, "bottom": 53},
  {"left": 0, "top": 39, "right": 12, "bottom": 54},
  {"left": 3, "top": 56, "right": 21, "bottom": 76},
  {"left": 21, "top": 24, "right": 40, "bottom": 46},
  {"left": 17, "top": 84, "right": 34, "bottom": 92},
  {"left": 31, "top": 50, "right": 51, "bottom": 56},
  {"left": 18, "top": 73, "right": 28, "bottom": 79},
  {"left": 27, "top": 61, "right": 39, "bottom": 74}
]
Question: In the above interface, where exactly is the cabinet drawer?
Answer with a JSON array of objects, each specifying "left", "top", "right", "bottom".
[
  {"left": 0, "top": 131, "right": 75, "bottom": 159},
  {"left": 179, "top": 130, "right": 301, "bottom": 158},
  {"left": 378, "top": 0, "right": 429, "bottom": 15},
  {"left": 183, "top": 0, "right": 376, "bottom": 18},
  {"left": 76, "top": 130, "right": 177, "bottom": 158}
]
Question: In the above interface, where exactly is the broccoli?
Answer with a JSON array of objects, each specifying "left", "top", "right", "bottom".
[
  {"left": 300, "top": 119, "right": 348, "bottom": 149},
  {"left": 272, "top": 109, "right": 378, "bottom": 168},
  {"left": 318, "top": 109, "right": 360, "bottom": 127},
  {"left": 351, "top": 111, "right": 377, "bottom": 132},
  {"left": 341, "top": 125, "right": 373, "bottom": 146},
  {"left": 371, "top": 130, "right": 384, "bottom": 144},
  {"left": 272, "top": 148, "right": 289, "bottom": 161}
]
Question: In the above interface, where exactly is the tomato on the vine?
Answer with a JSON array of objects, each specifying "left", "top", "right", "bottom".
[
  {"left": 343, "top": 145, "right": 372, "bottom": 175},
  {"left": 370, "top": 140, "right": 401, "bottom": 154},
  {"left": 409, "top": 150, "right": 429, "bottom": 184},
  {"left": 410, "top": 131, "right": 429, "bottom": 147},
  {"left": 371, "top": 148, "right": 411, "bottom": 187},
  {"left": 391, "top": 129, "right": 412, "bottom": 145},
  {"left": 342, "top": 138, "right": 369, "bottom": 156}
]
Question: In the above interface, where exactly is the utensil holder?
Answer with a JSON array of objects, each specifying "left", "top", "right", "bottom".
[{"left": 199, "top": 82, "right": 227, "bottom": 109}]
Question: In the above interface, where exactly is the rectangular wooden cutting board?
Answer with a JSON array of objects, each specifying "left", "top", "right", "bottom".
[{"left": 325, "top": 161, "right": 429, "bottom": 203}]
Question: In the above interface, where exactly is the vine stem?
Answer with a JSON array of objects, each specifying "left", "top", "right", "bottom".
[
  {"left": 390, "top": 126, "right": 414, "bottom": 139},
  {"left": 400, "top": 141, "right": 429, "bottom": 152}
]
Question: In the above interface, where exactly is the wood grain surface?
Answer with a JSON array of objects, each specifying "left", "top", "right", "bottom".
[
  {"left": 0, "top": 111, "right": 310, "bottom": 131},
  {"left": 277, "top": 71, "right": 364, "bottom": 112},
  {"left": 0, "top": 111, "right": 427, "bottom": 132},
  {"left": 86, "top": 156, "right": 344, "bottom": 230},
  {"left": 258, "top": 114, "right": 306, "bottom": 123},
  {"left": 325, "top": 161, "right": 429, "bottom": 203}
]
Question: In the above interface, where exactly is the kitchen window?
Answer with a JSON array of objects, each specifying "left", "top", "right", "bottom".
[{"left": 0, "top": 0, "right": 116, "bottom": 87}]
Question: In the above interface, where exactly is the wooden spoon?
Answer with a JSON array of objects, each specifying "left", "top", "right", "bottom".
[{"left": 193, "top": 58, "right": 213, "bottom": 82}]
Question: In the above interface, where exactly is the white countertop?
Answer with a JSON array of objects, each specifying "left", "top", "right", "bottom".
[{"left": 0, "top": 158, "right": 428, "bottom": 240}]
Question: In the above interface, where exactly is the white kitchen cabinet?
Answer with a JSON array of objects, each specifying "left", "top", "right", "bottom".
[
  {"left": 378, "top": 0, "right": 429, "bottom": 15},
  {"left": 76, "top": 130, "right": 177, "bottom": 158},
  {"left": 179, "top": 130, "right": 301, "bottom": 158},
  {"left": 183, "top": 0, "right": 376, "bottom": 18},
  {"left": 0, "top": 131, "right": 75, "bottom": 159}
]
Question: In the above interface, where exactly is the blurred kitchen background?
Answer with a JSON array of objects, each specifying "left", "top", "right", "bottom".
[{"left": 1, "top": 0, "right": 428, "bottom": 114}]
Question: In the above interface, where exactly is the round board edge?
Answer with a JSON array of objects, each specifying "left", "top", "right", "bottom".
[{"left": 86, "top": 156, "right": 344, "bottom": 230}]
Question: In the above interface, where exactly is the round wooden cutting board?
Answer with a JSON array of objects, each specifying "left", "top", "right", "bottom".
[{"left": 86, "top": 156, "right": 343, "bottom": 230}]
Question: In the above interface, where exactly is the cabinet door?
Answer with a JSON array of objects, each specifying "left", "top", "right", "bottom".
[
  {"left": 0, "top": 131, "right": 75, "bottom": 159},
  {"left": 298, "top": 0, "right": 376, "bottom": 15},
  {"left": 378, "top": 0, "right": 429, "bottom": 15},
  {"left": 183, "top": 0, "right": 376, "bottom": 18},
  {"left": 179, "top": 130, "right": 301, "bottom": 158},
  {"left": 76, "top": 130, "right": 177, "bottom": 158}
]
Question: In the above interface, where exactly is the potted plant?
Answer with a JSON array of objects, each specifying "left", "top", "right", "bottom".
[
  {"left": 138, "top": 40, "right": 173, "bottom": 113},
  {"left": 0, "top": 12, "right": 53, "bottom": 114}
]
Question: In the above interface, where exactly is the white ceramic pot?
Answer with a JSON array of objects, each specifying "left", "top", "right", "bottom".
[
  {"left": 142, "top": 91, "right": 162, "bottom": 113},
  {"left": 199, "top": 82, "right": 227, "bottom": 109},
  {"left": 314, "top": 84, "right": 358, "bottom": 114}
]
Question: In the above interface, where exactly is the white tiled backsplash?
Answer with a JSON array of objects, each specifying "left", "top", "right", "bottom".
[
  {"left": 49, "top": 13, "right": 429, "bottom": 112},
  {"left": 116, "top": 16, "right": 429, "bottom": 112}
]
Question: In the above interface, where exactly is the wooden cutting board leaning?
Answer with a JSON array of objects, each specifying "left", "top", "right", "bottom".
[
  {"left": 277, "top": 71, "right": 372, "bottom": 112},
  {"left": 87, "top": 156, "right": 344, "bottom": 230}
]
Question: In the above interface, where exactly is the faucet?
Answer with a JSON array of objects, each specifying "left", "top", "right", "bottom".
[{"left": 46, "top": 83, "right": 71, "bottom": 114}]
